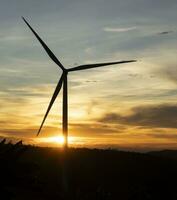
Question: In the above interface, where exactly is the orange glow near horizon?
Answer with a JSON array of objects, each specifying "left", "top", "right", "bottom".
[
  {"left": 36, "top": 136, "right": 75, "bottom": 146},
  {"left": 31, "top": 133, "right": 177, "bottom": 151}
]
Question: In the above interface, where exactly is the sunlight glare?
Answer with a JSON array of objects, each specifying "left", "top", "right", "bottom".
[
  {"left": 36, "top": 135, "right": 76, "bottom": 146},
  {"left": 48, "top": 136, "right": 65, "bottom": 144}
]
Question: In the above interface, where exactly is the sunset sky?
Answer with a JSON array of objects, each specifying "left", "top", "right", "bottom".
[{"left": 0, "top": 0, "right": 177, "bottom": 151}]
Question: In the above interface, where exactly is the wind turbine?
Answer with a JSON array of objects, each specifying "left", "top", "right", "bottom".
[{"left": 22, "top": 17, "right": 136, "bottom": 149}]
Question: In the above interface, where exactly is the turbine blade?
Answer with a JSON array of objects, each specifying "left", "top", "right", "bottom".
[
  {"left": 68, "top": 60, "right": 136, "bottom": 72},
  {"left": 37, "top": 74, "right": 64, "bottom": 136},
  {"left": 22, "top": 17, "right": 65, "bottom": 71}
]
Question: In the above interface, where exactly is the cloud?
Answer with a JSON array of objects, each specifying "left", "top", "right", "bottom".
[
  {"left": 157, "top": 31, "right": 173, "bottom": 35},
  {"left": 0, "top": 125, "right": 60, "bottom": 138},
  {"left": 103, "top": 26, "right": 137, "bottom": 33},
  {"left": 158, "top": 64, "right": 177, "bottom": 84},
  {"left": 99, "top": 104, "right": 177, "bottom": 129},
  {"left": 148, "top": 132, "right": 177, "bottom": 139},
  {"left": 69, "top": 122, "right": 120, "bottom": 136}
]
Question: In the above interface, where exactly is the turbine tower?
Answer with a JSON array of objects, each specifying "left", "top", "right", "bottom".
[{"left": 22, "top": 17, "right": 136, "bottom": 149}]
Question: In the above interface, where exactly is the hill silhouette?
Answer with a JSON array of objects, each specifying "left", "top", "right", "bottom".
[{"left": 0, "top": 141, "right": 177, "bottom": 200}]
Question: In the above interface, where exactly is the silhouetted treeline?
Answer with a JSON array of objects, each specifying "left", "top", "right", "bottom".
[{"left": 0, "top": 140, "right": 177, "bottom": 200}]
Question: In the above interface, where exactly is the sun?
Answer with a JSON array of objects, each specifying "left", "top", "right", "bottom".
[
  {"left": 47, "top": 136, "right": 65, "bottom": 145},
  {"left": 36, "top": 135, "right": 75, "bottom": 146}
]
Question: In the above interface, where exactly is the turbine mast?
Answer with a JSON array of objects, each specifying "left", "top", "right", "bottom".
[{"left": 63, "top": 72, "right": 68, "bottom": 149}]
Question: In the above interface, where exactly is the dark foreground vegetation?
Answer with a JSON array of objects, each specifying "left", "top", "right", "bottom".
[{"left": 1, "top": 140, "right": 177, "bottom": 200}]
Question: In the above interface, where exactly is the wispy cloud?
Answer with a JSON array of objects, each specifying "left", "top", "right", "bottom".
[
  {"left": 157, "top": 31, "right": 173, "bottom": 35},
  {"left": 99, "top": 104, "right": 177, "bottom": 129},
  {"left": 0, "top": 35, "right": 29, "bottom": 42},
  {"left": 103, "top": 26, "right": 137, "bottom": 33},
  {"left": 157, "top": 64, "right": 177, "bottom": 84}
]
